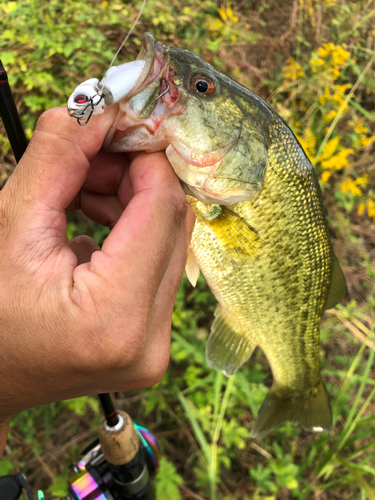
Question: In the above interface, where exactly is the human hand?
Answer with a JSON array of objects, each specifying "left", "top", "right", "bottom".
[{"left": 0, "top": 107, "right": 194, "bottom": 453}]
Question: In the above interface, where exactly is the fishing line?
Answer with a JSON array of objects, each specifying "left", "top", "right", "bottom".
[{"left": 109, "top": 0, "right": 147, "bottom": 69}]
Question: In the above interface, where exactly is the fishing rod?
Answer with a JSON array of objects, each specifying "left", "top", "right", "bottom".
[
  {"left": 0, "top": 61, "right": 160, "bottom": 500},
  {"left": 0, "top": 60, "right": 28, "bottom": 163}
]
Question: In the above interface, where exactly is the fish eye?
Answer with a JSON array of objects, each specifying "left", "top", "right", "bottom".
[{"left": 191, "top": 75, "right": 215, "bottom": 95}]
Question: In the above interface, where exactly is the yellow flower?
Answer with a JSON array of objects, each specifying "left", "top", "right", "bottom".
[
  {"left": 296, "top": 130, "right": 316, "bottom": 162},
  {"left": 226, "top": 5, "right": 238, "bottom": 22},
  {"left": 320, "top": 136, "right": 340, "bottom": 161},
  {"left": 311, "top": 43, "right": 350, "bottom": 80},
  {"left": 101, "top": 1, "right": 108, "bottom": 7},
  {"left": 319, "top": 87, "right": 330, "bottom": 105},
  {"left": 332, "top": 83, "right": 351, "bottom": 105},
  {"left": 356, "top": 175, "right": 369, "bottom": 187},
  {"left": 359, "top": 135, "right": 375, "bottom": 147},
  {"left": 367, "top": 199, "right": 375, "bottom": 218},
  {"left": 341, "top": 178, "right": 362, "bottom": 196},
  {"left": 323, "top": 148, "right": 354, "bottom": 171},
  {"left": 218, "top": 5, "right": 227, "bottom": 21},
  {"left": 323, "top": 110, "right": 337, "bottom": 122},
  {"left": 317, "top": 43, "right": 336, "bottom": 59},
  {"left": 208, "top": 18, "right": 224, "bottom": 31},
  {"left": 332, "top": 45, "right": 350, "bottom": 67},
  {"left": 358, "top": 199, "right": 375, "bottom": 218},
  {"left": 310, "top": 56, "right": 324, "bottom": 72},
  {"left": 357, "top": 202, "right": 366, "bottom": 216},
  {"left": 321, "top": 171, "right": 332, "bottom": 183},
  {"left": 283, "top": 57, "right": 304, "bottom": 82},
  {"left": 319, "top": 137, "right": 354, "bottom": 172},
  {"left": 218, "top": 4, "right": 238, "bottom": 23},
  {"left": 349, "top": 118, "right": 368, "bottom": 135}
]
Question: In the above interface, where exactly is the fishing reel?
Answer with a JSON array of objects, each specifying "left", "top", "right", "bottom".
[
  {"left": 0, "top": 397, "right": 161, "bottom": 500},
  {"left": 64, "top": 416, "right": 161, "bottom": 500}
]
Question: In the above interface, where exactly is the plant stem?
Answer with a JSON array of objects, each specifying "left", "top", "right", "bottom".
[{"left": 210, "top": 375, "right": 235, "bottom": 499}]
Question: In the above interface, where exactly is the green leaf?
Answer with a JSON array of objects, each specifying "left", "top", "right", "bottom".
[
  {"left": 47, "top": 474, "right": 68, "bottom": 498},
  {"left": 3, "top": 1, "right": 17, "bottom": 13},
  {"left": 155, "top": 457, "right": 183, "bottom": 500},
  {"left": 0, "top": 459, "right": 14, "bottom": 475}
]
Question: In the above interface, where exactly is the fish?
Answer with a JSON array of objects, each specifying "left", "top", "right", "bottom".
[{"left": 68, "top": 33, "right": 346, "bottom": 438}]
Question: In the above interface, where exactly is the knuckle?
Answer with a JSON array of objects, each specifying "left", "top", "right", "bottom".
[
  {"left": 138, "top": 324, "right": 171, "bottom": 387},
  {"left": 36, "top": 107, "right": 65, "bottom": 132},
  {"left": 166, "top": 189, "right": 188, "bottom": 227},
  {"left": 173, "top": 189, "right": 188, "bottom": 217},
  {"left": 143, "top": 355, "right": 169, "bottom": 387}
]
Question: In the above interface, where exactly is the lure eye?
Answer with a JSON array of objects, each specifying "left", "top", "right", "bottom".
[
  {"left": 191, "top": 75, "right": 215, "bottom": 95},
  {"left": 74, "top": 95, "right": 89, "bottom": 104}
]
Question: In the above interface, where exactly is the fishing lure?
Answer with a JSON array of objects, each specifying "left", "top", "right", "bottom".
[
  {"left": 68, "top": 0, "right": 147, "bottom": 126},
  {"left": 67, "top": 60, "right": 145, "bottom": 125}
]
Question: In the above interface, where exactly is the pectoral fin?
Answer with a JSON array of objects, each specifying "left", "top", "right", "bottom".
[
  {"left": 324, "top": 254, "right": 346, "bottom": 311},
  {"left": 206, "top": 305, "right": 255, "bottom": 377},
  {"left": 189, "top": 199, "right": 261, "bottom": 258},
  {"left": 185, "top": 247, "right": 200, "bottom": 287}
]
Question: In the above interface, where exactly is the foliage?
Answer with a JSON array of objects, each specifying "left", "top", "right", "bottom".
[
  {"left": 1, "top": 1, "right": 375, "bottom": 499},
  {"left": 155, "top": 457, "right": 184, "bottom": 500},
  {"left": 270, "top": 0, "right": 375, "bottom": 223}
]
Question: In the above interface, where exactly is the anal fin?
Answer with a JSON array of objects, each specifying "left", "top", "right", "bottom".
[
  {"left": 206, "top": 305, "right": 255, "bottom": 377},
  {"left": 251, "top": 379, "right": 332, "bottom": 438}
]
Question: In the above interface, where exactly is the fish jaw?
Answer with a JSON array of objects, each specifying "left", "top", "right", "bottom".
[{"left": 166, "top": 145, "right": 261, "bottom": 205}]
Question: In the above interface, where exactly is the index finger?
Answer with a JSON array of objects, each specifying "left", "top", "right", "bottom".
[{"left": 6, "top": 106, "right": 119, "bottom": 213}]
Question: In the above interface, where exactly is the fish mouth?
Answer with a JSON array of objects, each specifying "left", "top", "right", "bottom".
[
  {"left": 103, "top": 34, "right": 179, "bottom": 150},
  {"left": 125, "top": 33, "right": 180, "bottom": 105},
  {"left": 127, "top": 33, "right": 169, "bottom": 98}
]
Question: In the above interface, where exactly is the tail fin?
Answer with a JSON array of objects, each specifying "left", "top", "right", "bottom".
[{"left": 250, "top": 380, "right": 332, "bottom": 438}]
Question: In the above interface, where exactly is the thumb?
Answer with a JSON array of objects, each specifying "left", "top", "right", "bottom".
[{"left": 5, "top": 105, "right": 119, "bottom": 214}]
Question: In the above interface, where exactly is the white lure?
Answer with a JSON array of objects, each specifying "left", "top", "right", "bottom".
[{"left": 67, "top": 59, "right": 145, "bottom": 125}]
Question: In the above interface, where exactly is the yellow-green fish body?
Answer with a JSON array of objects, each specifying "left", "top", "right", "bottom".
[
  {"left": 101, "top": 34, "right": 346, "bottom": 437},
  {"left": 188, "top": 116, "right": 345, "bottom": 436}
]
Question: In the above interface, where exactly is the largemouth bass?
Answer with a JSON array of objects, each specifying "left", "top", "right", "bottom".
[{"left": 68, "top": 33, "right": 346, "bottom": 438}]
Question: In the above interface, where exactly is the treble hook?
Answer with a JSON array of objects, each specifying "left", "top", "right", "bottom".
[{"left": 75, "top": 94, "right": 104, "bottom": 126}]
